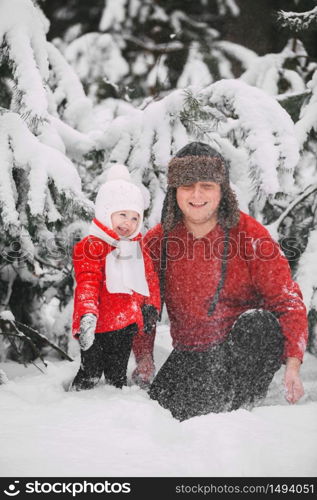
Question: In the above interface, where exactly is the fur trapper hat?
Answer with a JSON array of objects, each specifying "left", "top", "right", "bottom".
[{"left": 161, "top": 142, "right": 239, "bottom": 232}]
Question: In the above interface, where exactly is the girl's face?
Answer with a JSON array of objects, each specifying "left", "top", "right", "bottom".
[{"left": 111, "top": 210, "right": 140, "bottom": 237}]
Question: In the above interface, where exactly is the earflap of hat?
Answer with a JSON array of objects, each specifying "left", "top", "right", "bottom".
[
  {"left": 218, "top": 184, "right": 240, "bottom": 229},
  {"left": 161, "top": 187, "right": 183, "bottom": 233}
]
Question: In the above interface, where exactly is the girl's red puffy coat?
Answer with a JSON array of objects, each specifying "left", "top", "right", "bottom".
[{"left": 72, "top": 223, "right": 161, "bottom": 337}]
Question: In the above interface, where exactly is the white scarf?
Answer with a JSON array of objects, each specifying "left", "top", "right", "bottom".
[{"left": 89, "top": 221, "right": 150, "bottom": 297}]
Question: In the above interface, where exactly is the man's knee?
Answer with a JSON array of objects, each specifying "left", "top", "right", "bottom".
[
  {"left": 236, "top": 309, "right": 279, "bottom": 329},
  {"left": 229, "top": 308, "right": 284, "bottom": 356}
]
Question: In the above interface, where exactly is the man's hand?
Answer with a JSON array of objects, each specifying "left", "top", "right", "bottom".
[
  {"left": 284, "top": 357, "right": 304, "bottom": 404},
  {"left": 79, "top": 313, "right": 97, "bottom": 351},
  {"left": 132, "top": 354, "right": 155, "bottom": 389}
]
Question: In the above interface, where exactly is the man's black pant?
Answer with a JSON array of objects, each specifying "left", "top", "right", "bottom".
[
  {"left": 71, "top": 324, "right": 137, "bottom": 390},
  {"left": 149, "top": 310, "right": 284, "bottom": 421}
]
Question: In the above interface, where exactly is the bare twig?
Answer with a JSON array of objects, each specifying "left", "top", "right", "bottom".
[
  {"left": 124, "top": 35, "right": 183, "bottom": 54},
  {"left": 14, "top": 320, "right": 73, "bottom": 361},
  {"left": 274, "top": 184, "right": 317, "bottom": 231},
  {"left": 0, "top": 317, "right": 73, "bottom": 363},
  {"left": 9, "top": 320, "right": 48, "bottom": 367}
]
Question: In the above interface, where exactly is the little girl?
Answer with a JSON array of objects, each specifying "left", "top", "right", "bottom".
[{"left": 71, "top": 164, "right": 160, "bottom": 390}]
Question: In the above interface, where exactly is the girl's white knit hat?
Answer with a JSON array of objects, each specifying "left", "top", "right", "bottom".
[{"left": 94, "top": 164, "right": 145, "bottom": 238}]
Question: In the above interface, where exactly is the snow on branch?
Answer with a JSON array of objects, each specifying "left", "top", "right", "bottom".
[
  {"left": 170, "top": 10, "right": 219, "bottom": 39},
  {"left": 0, "top": 0, "right": 49, "bottom": 124},
  {"left": 46, "top": 42, "right": 94, "bottom": 132},
  {"left": 64, "top": 32, "right": 129, "bottom": 88},
  {"left": 0, "top": 2, "right": 99, "bottom": 150},
  {"left": 98, "top": 89, "right": 189, "bottom": 173},
  {"left": 99, "top": 80, "right": 299, "bottom": 195},
  {"left": 214, "top": 40, "right": 258, "bottom": 72},
  {"left": 99, "top": 0, "right": 170, "bottom": 34},
  {"left": 295, "top": 228, "right": 317, "bottom": 310},
  {"left": 45, "top": 115, "right": 97, "bottom": 160},
  {"left": 295, "top": 69, "right": 317, "bottom": 149},
  {"left": 95, "top": 89, "right": 190, "bottom": 225},
  {"left": 200, "top": 79, "right": 299, "bottom": 196},
  {"left": 177, "top": 43, "right": 214, "bottom": 88},
  {"left": 95, "top": 80, "right": 299, "bottom": 225},
  {"left": 99, "top": 0, "right": 127, "bottom": 32},
  {"left": 277, "top": 6, "right": 317, "bottom": 32},
  {"left": 216, "top": 0, "right": 240, "bottom": 17},
  {"left": 240, "top": 42, "right": 306, "bottom": 96},
  {"left": 0, "top": 112, "right": 93, "bottom": 233}
]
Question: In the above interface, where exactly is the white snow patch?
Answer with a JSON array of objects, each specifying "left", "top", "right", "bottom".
[{"left": 0, "top": 326, "right": 316, "bottom": 477}]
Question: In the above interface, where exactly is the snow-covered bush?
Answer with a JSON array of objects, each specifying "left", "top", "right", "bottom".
[
  {"left": 0, "top": 0, "right": 96, "bottom": 358},
  {"left": 53, "top": 0, "right": 244, "bottom": 101},
  {"left": 274, "top": 4, "right": 317, "bottom": 353},
  {"left": 63, "top": 32, "right": 129, "bottom": 103}
]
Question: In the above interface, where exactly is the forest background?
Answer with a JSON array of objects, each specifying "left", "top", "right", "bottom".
[{"left": 0, "top": 0, "right": 317, "bottom": 374}]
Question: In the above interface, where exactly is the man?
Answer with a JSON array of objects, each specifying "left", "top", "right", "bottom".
[{"left": 133, "top": 142, "right": 308, "bottom": 421}]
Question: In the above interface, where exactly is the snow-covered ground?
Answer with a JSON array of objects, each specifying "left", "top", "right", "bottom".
[{"left": 1, "top": 325, "right": 317, "bottom": 478}]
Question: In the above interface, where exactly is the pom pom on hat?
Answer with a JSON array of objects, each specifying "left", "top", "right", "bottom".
[
  {"left": 106, "top": 164, "right": 132, "bottom": 182},
  {"left": 94, "top": 163, "right": 145, "bottom": 238},
  {"left": 106, "top": 164, "right": 151, "bottom": 210}
]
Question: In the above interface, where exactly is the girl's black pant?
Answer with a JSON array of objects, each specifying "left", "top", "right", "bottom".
[
  {"left": 71, "top": 324, "right": 137, "bottom": 390},
  {"left": 149, "top": 310, "right": 284, "bottom": 421}
]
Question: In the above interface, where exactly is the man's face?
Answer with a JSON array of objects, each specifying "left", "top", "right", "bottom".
[{"left": 176, "top": 181, "right": 221, "bottom": 227}]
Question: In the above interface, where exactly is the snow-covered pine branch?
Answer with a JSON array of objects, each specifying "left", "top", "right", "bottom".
[
  {"left": 176, "top": 42, "right": 215, "bottom": 88},
  {"left": 0, "top": 111, "right": 93, "bottom": 251},
  {"left": 169, "top": 9, "right": 219, "bottom": 39},
  {"left": 46, "top": 42, "right": 95, "bottom": 133},
  {"left": 99, "top": 0, "right": 240, "bottom": 35},
  {"left": 0, "top": 0, "right": 49, "bottom": 126},
  {"left": 94, "top": 89, "right": 186, "bottom": 226},
  {"left": 240, "top": 41, "right": 307, "bottom": 96},
  {"left": 213, "top": 40, "right": 258, "bottom": 72},
  {"left": 0, "top": 0, "right": 99, "bottom": 160},
  {"left": 99, "top": 0, "right": 132, "bottom": 32},
  {"left": 42, "top": 115, "right": 96, "bottom": 161},
  {"left": 94, "top": 80, "right": 299, "bottom": 225},
  {"left": 295, "top": 227, "right": 317, "bottom": 315},
  {"left": 200, "top": 80, "right": 299, "bottom": 207},
  {"left": 94, "top": 0, "right": 246, "bottom": 100},
  {"left": 216, "top": 0, "right": 240, "bottom": 17},
  {"left": 295, "top": 69, "right": 317, "bottom": 149},
  {"left": 62, "top": 33, "right": 129, "bottom": 104},
  {"left": 277, "top": 6, "right": 317, "bottom": 32}
]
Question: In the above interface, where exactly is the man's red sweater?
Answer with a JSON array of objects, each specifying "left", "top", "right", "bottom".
[{"left": 133, "top": 211, "right": 308, "bottom": 362}]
